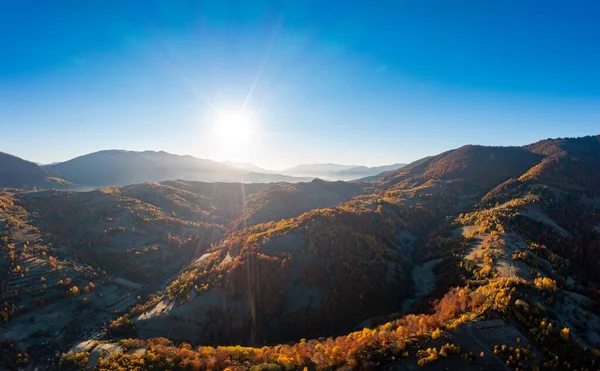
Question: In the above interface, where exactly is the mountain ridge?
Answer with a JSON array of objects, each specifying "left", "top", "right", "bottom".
[
  {"left": 0, "top": 151, "right": 73, "bottom": 189},
  {"left": 283, "top": 162, "right": 407, "bottom": 180},
  {"left": 2, "top": 149, "right": 408, "bottom": 189},
  {"left": 3, "top": 134, "right": 600, "bottom": 370}
]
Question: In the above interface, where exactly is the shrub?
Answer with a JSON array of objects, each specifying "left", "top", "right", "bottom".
[
  {"left": 561, "top": 327, "right": 570, "bottom": 340},
  {"left": 439, "top": 343, "right": 460, "bottom": 357},
  {"left": 250, "top": 363, "right": 282, "bottom": 371},
  {"left": 60, "top": 352, "right": 89, "bottom": 370},
  {"left": 534, "top": 277, "right": 557, "bottom": 292}
]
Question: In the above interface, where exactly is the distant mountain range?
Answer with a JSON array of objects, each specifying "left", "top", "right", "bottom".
[
  {"left": 222, "top": 161, "right": 271, "bottom": 173},
  {"left": 0, "top": 150, "right": 403, "bottom": 190},
  {"left": 43, "top": 150, "right": 295, "bottom": 188},
  {"left": 283, "top": 163, "right": 358, "bottom": 174},
  {"left": 282, "top": 162, "right": 406, "bottom": 180}
]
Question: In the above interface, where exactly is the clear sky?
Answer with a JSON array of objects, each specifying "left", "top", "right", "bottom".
[{"left": 1, "top": 1, "right": 599, "bottom": 170}]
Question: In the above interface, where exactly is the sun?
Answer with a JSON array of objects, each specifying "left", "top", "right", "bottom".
[{"left": 212, "top": 110, "right": 255, "bottom": 158}]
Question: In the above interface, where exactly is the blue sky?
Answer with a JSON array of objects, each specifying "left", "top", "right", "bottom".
[{"left": 1, "top": 1, "right": 599, "bottom": 169}]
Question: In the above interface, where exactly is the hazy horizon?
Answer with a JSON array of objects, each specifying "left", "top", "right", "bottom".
[
  {"left": 2, "top": 1, "right": 600, "bottom": 169},
  {"left": 10, "top": 132, "right": 600, "bottom": 172},
  {"left": 20, "top": 147, "right": 406, "bottom": 172}
]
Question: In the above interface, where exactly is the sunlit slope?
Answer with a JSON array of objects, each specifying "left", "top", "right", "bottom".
[
  {"left": 123, "top": 204, "right": 427, "bottom": 345},
  {"left": 4, "top": 135, "right": 600, "bottom": 370},
  {"left": 65, "top": 135, "right": 600, "bottom": 370},
  {"left": 0, "top": 177, "right": 366, "bottom": 363},
  {"left": 0, "top": 191, "right": 138, "bottom": 355}
]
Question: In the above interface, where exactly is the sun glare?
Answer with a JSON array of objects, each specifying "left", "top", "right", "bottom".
[{"left": 212, "top": 110, "right": 255, "bottom": 159}]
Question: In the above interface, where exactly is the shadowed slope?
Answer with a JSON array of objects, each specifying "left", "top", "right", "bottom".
[
  {"left": 373, "top": 145, "right": 544, "bottom": 193},
  {"left": 521, "top": 134, "right": 600, "bottom": 191},
  {"left": 0, "top": 152, "right": 73, "bottom": 190},
  {"left": 45, "top": 150, "right": 244, "bottom": 187},
  {"left": 233, "top": 178, "right": 364, "bottom": 229}
]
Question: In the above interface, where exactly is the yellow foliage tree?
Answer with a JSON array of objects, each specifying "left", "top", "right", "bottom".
[{"left": 561, "top": 327, "right": 570, "bottom": 340}]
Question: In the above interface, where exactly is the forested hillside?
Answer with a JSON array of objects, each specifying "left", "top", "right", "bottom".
[
  {"left": 0, "top": 152, "right": 73, "bottom": 190},
  {"left": 2, "top": 135, "right": 600, "bottom": 370}
]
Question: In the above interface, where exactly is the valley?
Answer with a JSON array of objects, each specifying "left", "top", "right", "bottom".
[{"left": 1, "top": 135, "right": 600, "bottom": 370}]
